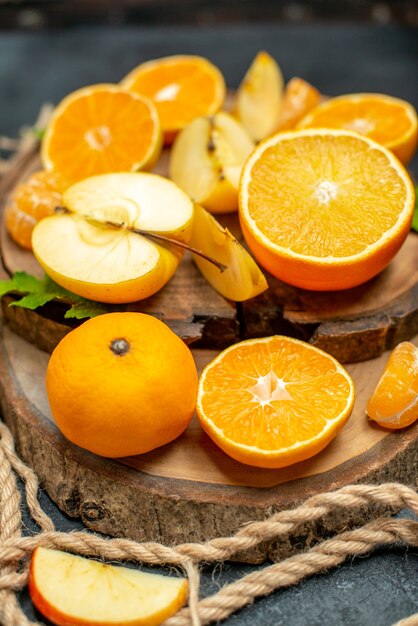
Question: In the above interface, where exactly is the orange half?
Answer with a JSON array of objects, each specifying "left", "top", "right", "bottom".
[
  {"left": 239, "top": 129, "right": 415, "bottom": 291},
  {"left": 197, "top": 336, "right": 355, "bottom": 468},
  {"left": 42, "top": 84, "right": 162, "bottom": 184},
  {"left": 298, "top": 93, "right": 418, "bottom": 164},
  {"left": 122, "top": 55, "right": 225, "bottom": 141}
]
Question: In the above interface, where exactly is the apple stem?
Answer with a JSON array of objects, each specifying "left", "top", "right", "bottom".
[{"left": 54, "top": 206, "right": 228, "bottom": 273}]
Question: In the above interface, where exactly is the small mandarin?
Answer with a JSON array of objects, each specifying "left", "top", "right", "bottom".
[
  {"left": 46, "top": 313, "right": 198, "bottom": 458},
  {"left": 5, "top": 170, "right": 67, "bottom": 250}
]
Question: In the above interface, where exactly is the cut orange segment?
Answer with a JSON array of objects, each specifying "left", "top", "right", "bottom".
[
  {"left": 298, "top": 93, "right": 418, "bottom": 164},
  {"left": 5, "top": 170, "right": 68, "bottom": 250},
  {"left": 276, "top": 77, "right": 321, "bottom": 131},
  {"left": 122, "top": 55, "right": 225, "bottom": 143},
  {"left": 367, "top": 342, "right": 418, "bottom": 430},
  {"left": 197, "top": 336, "right": 355, "bottom": 468},
  {"left": 42, "top": 84, "right": 162, "bottom": 185},
  {"left": 29, "top": 547, "right": 188, "bottom": 626},
  {"left": 235, "top": 51, "right": 284, "bottom": 142},
  {"left": 239, "top": 129, "right": 415, "bottom": 291}
]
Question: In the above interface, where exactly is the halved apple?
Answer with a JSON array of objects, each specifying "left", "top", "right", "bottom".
[
  {"left": 190, "top": 204, "right": 268, "bottom": 301},
  {"left": 29, "top": 547, "right": 188, "bottom": 626},
  {"left": 169, "top": 111, "right": 254, "bottom": 214},
  {"left": 235, "top": 51, "right": 284, "bottom": 142},
  {"left": 32, "top": 173, "right": 194, "bottom": 303}
]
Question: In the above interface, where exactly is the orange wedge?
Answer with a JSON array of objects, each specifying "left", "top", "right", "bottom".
[
  {"left": 239, "top": 129, "right": 415, "bottom": 291},
  {"left": 197, "top": 336, "right": 355, "bottom": 468},
  {"left": 42, "top": 84, "right": 162, "bottom": 184},
  {"left": 298, "top": 93, "right": 418, "bottom": 164},
  {"left": 367, "top": 342, "right": 418, "bottom": 429},
  {"left": 122, "top": 55, "right": 225, "bottom": 143},
  {"left": 276, "top": 77, "right": 321, "bottom": 131}
]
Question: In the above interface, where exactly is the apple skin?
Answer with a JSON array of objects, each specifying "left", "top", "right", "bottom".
[{"left": 28, "top": 547, "right": 189, "bottom": 626}]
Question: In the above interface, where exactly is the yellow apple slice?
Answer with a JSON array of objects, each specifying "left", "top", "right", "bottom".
[
  {"left": 235, "top": 51, "right": 284, "bottom": 142},
  {"left": 190, "top": 204, "right": 268, "bottom": 301},
  {"left": 169, "top": 111, "right": 254, "bottom": 214},
  {"left": 29, "top": 547, "right": 188, "bottom": 626},
  {"left": 32, "top": 173, "right": 194, "bottom": 303}
]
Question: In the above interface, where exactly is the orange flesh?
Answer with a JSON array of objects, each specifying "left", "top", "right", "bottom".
[
  {"left": 125, "top": 59, "right": 224, "bottom": 131},
  {"left": 300, "top": 97, "right": 413, "bottom": 146},
  {"left": 199, "top": 337, "right": 353, "bottom": 451},
  {"left": 5, "top": 170, "right": 66, "bottom": 249},
  {"left": 367, "top": 342, "right": 418, "bottom": 429},
  {"left": 246, "top": 134, "right": 408, "bottom": 258},
  {"left": 43, "top": 88, "right": 160, "bottom": 184}
]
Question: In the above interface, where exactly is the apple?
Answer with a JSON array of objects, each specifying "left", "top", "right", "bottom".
[
  {"left": 169, "top": 111, "right": 254, "bottom": 214},
  {"left": 32, "top": 173, "right": 194, "bottom": 303},
  {"left": 234, "top": 51, "right": 284, "bottom": 142},
  {"left": 29, "top": 546, "right": 188, "bottom": 626},
  {"left": 190, "top": 204, "right": 268, "bottom": 301}
]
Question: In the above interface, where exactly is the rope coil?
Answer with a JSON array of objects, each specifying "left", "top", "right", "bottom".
[{"left": 0, "top": 420, "right": 417, "bottom": 626}]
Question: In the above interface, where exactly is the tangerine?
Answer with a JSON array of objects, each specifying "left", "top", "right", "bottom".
[{"left": 46, "top": 313, "right": 198, "bottom": 458}]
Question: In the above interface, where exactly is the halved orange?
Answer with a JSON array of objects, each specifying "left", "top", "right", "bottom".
[
  {"left": 197, "top": 336, "right": 355, "bottom": 468},
  {"left": 277, "top": 77, "right": 321, "bottom": 131},
  {"left": 5, "top": 170, "right": 68, "bottom": 250},
  {"left": 298, "top": 93, "right": 418, "bottom": 164},
  {"left": 367, "top": 341, "right": 418, "bottom": 429},
  {"left": 239, "top": 129, "right": 415, "bottom": 291},
  {"left": 42, "top": 84, "right": 162, "bottom": 184},
  {"left": 122, "top": 55, "right": 226, "bottom": 143}
]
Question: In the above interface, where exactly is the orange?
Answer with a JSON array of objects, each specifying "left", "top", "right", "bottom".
[
  {"left": 46, "top": 312, "right": 198, "bottom": 458},
  {"left": 276, "top": 77, "right": 321, "bottom": 131},
  {"left": 5, "top": 170, "right": 68, "bottom": 250},
  {"left": 367, "top": 341, "right": 418, "bottom": 429},
  {"left": 298, "top": 93, "right": 418, "bottom": 164},
  {"left": 122, "top": 55, "right": 226, "bottom": 143},
  {"left": 197, "top": 336, "right": 355, "bottom": 469},
  {"left": 42, "top": 84, "right": 162, "bottom": 185},
  {"left": 239, "top": 129, "right": 415, "bottom": 291}
]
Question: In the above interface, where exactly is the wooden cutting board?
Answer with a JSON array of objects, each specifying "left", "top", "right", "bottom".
[{"left": 0, "top": 136, "right": 417, "bottom": 563}]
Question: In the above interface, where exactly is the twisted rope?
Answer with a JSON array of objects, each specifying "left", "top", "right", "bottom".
[{"left": 0, "top": 418, "right": 417, "bottom": 626}]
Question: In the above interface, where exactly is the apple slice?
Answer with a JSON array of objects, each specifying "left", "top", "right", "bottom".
[
  {"left": 169, "top": 111, "right": 254, "bottom": 214},
  {"left": 190, "top": 204, "right": 268, "bottom": 301},
  {"left": 235, "top": 51, "right": 284, "bottom": 142},
  {"left": 32, "top": 173, "right": 194, "bottom": 303},
  {"left": 29, "top": 547, "right": 188, "bottom": 626}
]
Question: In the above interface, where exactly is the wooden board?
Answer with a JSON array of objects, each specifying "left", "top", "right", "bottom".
[
  {"left": 0, "top": 323, "right": 417, "bottom": 563},
  {"left": 1, "top": 142, "right": 417, "bottom": 361}
]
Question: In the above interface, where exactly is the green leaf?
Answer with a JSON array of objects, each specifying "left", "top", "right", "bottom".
[
  {"left": 64, "top": 300, "right": 109, "bottom": 320},
  {"left": 0, "top": 271, "right": 42, "bottom": 296},
  {"left": 412, "top": 186, "right": 418, "bottom": 232},
  {"left": 10, "top": 292, "right": 56, "bottom": 310},
  {"left": 32, "top": 127, "right": 46, "bottom": 141},
  {"left": 0, "top": 271, "right": 112, "bottom": 319}
]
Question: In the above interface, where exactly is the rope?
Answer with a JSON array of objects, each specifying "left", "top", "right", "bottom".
[{"left": 0, "top": 419, "right": 416, "bottom": 626}]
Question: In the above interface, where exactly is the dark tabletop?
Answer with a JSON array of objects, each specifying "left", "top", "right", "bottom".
[{"left": 1, "top": 22, "right": 417, "bottom": 626}]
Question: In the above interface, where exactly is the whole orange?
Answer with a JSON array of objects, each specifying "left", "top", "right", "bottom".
[{"left": 46, "top": 312, "right": 198, "bottom": 458}]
